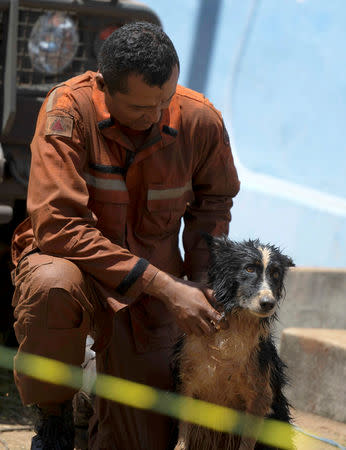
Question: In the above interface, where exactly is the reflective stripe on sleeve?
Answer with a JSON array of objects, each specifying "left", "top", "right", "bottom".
[
  {"left": 148, "top": 181, "right": 192, "bottom": 201},
  {"left": 84, "top": 172, "right": 127, "bottom": 191}
]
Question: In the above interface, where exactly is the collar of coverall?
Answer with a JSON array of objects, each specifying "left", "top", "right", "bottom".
[{"left": 91, "top": 74, "right": 179, "bottom": 156}]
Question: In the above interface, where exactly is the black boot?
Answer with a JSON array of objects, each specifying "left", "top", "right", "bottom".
[
  {"left": 73, "top": 390, "right": 95, "bottom": 450},
  {"left": 31, "top": 401, "right": 75, "bottom": 450}
]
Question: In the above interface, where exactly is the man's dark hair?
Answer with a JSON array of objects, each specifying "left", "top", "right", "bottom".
[{"left": 98, "top": 22, "right": 180, "bottom": 94}]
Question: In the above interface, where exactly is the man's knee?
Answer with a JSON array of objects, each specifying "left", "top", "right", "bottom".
[
  {"left": 14, "top": 256, "right": 90, "bottom": 330},
  {"left": 29, "top": 256, "right": 86, "bottom": 294}
]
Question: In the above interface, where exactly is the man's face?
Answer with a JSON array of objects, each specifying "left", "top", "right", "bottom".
[{"left": 96, "top": 65, "right": 179, "bottom": 131}]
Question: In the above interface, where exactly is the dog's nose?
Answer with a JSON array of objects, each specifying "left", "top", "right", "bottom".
[{"left": 259, "top": 296, "right": 276, "bottom": 312}]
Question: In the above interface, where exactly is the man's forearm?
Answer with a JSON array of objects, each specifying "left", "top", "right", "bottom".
[{"left": 144, "top": 270, "right": 177, "bottom": 303}]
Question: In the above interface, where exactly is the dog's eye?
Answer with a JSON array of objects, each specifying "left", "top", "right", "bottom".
[
  {"left": 245, "top": 266, "right": 255, "bottom": 273},
  {"left": 272, "top": 271, "right": 280, "bottom": 279}
]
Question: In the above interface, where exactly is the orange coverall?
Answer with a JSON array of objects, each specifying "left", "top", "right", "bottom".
[{"left": 11, "top": 71, "right": 240, "bottom": 449}]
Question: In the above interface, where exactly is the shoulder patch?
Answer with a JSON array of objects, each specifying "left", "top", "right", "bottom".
[{"left": 45, "top": 115, "right": 73, "bottom": 137}]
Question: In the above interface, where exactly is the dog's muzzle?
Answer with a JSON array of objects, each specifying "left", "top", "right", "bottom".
[{"left": 259, "top": 295, "right": 276, "bottom": 313}]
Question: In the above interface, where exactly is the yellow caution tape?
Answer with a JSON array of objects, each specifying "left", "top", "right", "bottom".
[{"left": 0, "top": 345, "right": 325, "bottom": 449}]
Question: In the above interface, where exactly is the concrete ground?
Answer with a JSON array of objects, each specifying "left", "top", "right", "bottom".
[
  {"left": 0, "top": 409, "right": 345, "bottom": 449},
  {"left": 292, "top": 409, "right": 346, "bottom": 449},
  {"left": 1, "top": 350, "right": 345, "bottom": 450}
]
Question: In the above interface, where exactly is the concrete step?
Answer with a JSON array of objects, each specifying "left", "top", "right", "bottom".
[
  {"left": 275, "top": 267, "right": 346, "bottom": 340},
  {"left": 280, "top": 328, "right": 346, "bottom": 424}
]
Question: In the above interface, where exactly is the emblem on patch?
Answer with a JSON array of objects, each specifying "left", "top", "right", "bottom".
[{"left": 45, "top": 115, "right": 73, "bottom": 137}]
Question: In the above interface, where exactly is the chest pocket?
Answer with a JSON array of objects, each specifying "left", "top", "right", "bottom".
[
  {"left": 139, "top": 181, "right": 194, "bottom": 237},
  {"left": 86, "top": 173, "right": 129, "bottom": 244}
]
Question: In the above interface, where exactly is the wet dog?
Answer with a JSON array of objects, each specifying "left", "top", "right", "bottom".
[{"left": 173, "top": 235, "right": 295, "bottom": 450}]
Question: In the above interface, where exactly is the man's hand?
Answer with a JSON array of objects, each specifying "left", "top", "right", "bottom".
[{"left": 145, "top": 271, "right": 228, "bottom": 336}]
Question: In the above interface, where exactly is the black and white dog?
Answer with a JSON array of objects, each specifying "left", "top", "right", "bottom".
[{"left": 174, "top": 235, "right": 295, "bottom": 450}]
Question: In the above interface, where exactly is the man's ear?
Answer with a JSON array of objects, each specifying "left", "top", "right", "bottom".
[{"left": 95, "top": 72, "right": 106, "bottom": 92}]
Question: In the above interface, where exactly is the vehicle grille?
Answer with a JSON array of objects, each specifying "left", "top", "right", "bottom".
[{"left": 17, "top": 7, "right": 92, "bottom": 89}]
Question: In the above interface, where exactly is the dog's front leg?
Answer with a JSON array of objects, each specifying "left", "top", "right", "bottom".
[
  {"left": 236, "top": 412, "right": 262, "bottom": 449},
  {"left": 236, "top": 412, "right": 266, "bottom": 450},
  {"left": 238, "top": 438, "right": 256, "bottom": 450},
  {"left": 174, "top": 421, "right": 189, "bottom": 450},
  {"left": 238, "top": 368, "right": 273, "bottom": 449}
]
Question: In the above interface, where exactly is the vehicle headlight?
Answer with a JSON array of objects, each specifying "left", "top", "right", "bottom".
[{"left": 28, "top": 12, "right": 79, "bottom": 75}]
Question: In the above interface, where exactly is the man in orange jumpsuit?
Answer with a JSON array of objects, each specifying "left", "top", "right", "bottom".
[{"left": 11, "top": 22, "right": 240, "bottom": 449}]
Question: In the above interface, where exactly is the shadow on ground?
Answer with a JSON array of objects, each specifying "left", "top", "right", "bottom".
[{"left": 0, "top": 368, "right": 34, "bottom": 426}]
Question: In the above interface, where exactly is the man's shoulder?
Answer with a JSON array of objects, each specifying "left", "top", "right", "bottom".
[
  {"left": 175, "top": 85, "right": 223, "bottom": 124},
  {"left": 61, "top": 70, "right": 96, "bottom": 91},
  {"left": 45, "top": 71, "right": 95, "bottom": 115},
  {"left": 175, "top": 85, "right": 206, "bottom": 104}
]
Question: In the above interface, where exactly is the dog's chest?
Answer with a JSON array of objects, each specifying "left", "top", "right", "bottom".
[{"left": 179, "top": 317, "right": 266, "bottom": 407}]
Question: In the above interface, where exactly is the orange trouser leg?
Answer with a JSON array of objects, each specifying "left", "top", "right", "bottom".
[
  {"left": 89, "top": 307, "right": 178, "bottom": 450},
  {"left": 12, "top": 253, "right": 94, "bottom": 406}
]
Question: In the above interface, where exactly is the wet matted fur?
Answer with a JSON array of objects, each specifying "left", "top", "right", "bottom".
[{"left": 173, "top": 235, "right": 295, "bottom": 450}]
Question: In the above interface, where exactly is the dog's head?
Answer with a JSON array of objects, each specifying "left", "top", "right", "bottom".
[{"left": 204, "top": 234, "right": 295, "bottom": 319}]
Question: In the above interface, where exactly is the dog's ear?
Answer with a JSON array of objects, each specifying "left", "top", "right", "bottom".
[
  {"left": 201, "top": 233, "right": 234, "bottom": 255},
  {"left": 201, "top": 233, "right": 231, "bottom": 248},
  {"left": 287, "top": 257, "right": 295, "bottom": 267},
  {"left": 201, "top": 232, "right": 214, "bottom": 248},
  {"left": 282, "top": 254, "right": 295, "bottom": 268}
]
